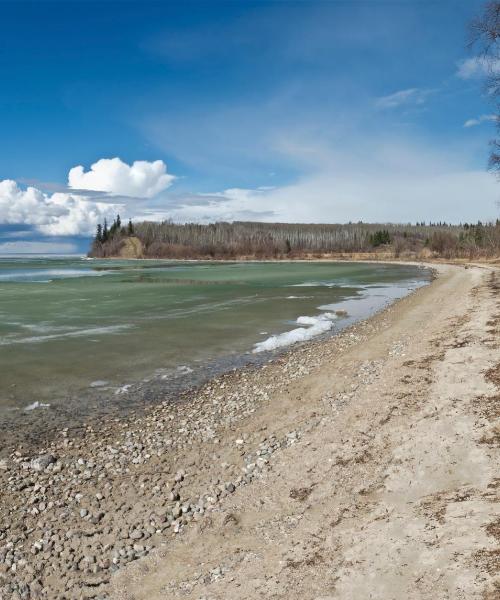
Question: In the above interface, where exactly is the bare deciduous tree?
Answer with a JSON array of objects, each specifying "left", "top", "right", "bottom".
[
  {"left": 470, "top": 2, "right": 500, "bottom": 171},
  {"left": 89, "top": 220, "right": 500, "bottom": 260}
]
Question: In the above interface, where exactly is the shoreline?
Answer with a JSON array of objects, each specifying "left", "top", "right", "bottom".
[
  {"left": 0, "top": 260, "right": 431, "bottom": 456},
  {"left": 1, "top": 262, "right": 498, "bottom": 599}
]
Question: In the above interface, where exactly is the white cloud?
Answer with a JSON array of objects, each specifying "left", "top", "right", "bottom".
[
  {"left": 457, "top": 56, "right": 500, "bottom": 79},
  {"left": 463, "top": 114, "right": 497, "bottom": 128},
  {"left": 165, "top": 171, "right": 498, "bottom": 225},
  {"left": 0, "top": 179, "right": 118, "bottom": 236},
  {"left": 0, "top": 156, "right": 176, "bottom": 238},
  {"left": 375, "top": 88, "right": 431, "bottom": 110},
  {"left": 68, "top": 157, "right": 175, "bottom": 198},
  {"left": 1, "top": 143, "right": 498, "bottom": 245},
  {"left": 159, "top": 139, "right": 499, "bottom": 225}
]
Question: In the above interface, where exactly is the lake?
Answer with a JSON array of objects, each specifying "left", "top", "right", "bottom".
[{"left": 0, "top": 257, "right": 431, "bottom": 446}]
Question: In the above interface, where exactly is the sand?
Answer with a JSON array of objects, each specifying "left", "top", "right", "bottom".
[{"left": 111, "top": 262, "right": 500, "bottom": 600}]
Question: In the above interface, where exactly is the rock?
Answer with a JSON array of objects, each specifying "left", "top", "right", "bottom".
[
  {"left": 129, "top": 530, "right": 143, "bottom": 540},
  {"left": 30, "top": 455, "right": 56, "bottom": 472}
]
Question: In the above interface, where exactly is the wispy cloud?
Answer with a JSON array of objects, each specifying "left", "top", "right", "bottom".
[
  {"left": 0, "top": 240, "right": 78, "bottom": 255},
  {"left": 153, "top": 138, "right": 499, "bottom": 225},
  {"left": 463, "top": 114, "right": 497, "bottom": 128},
  {"left": 375, "top": 88, "right": 433, "bottom": 110},
  {"left": 456, "top": 56, "right": 500, "bottom": 80}
]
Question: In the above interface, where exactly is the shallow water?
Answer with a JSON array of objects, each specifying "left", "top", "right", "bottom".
[{"left": 0, "top": 257, "right": 431, "bottom": 429}]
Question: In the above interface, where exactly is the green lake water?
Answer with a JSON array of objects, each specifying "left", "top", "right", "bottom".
[{"left": 0, "top": 257, "right": 431, "bottom": 432}]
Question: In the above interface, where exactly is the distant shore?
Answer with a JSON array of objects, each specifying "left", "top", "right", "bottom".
[{"left": 0, "top": 262, "right": 498, "bottom": 599}]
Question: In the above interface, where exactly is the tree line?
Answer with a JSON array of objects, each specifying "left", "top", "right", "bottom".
[{"left": 89, "top": 218, "right": 500, "bottom": 259}]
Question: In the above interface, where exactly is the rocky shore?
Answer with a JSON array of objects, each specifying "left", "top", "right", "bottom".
[
  {"left": 1, "top": 263, "right": 498, "bottom": 600},
  {"left": 0, "top": 296, "right": 375, "bottom": 599}
]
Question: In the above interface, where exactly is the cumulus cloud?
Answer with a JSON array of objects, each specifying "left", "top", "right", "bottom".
[
  {"left": 68, "top": 157, "right": 175, "bottom": 198},
  {"left": 0, "top": 156, "right": 177, "bottom": 238},
  {"left": 375, "top": 88, "right": 432, "bottom": 110},
  {"left": 457, "top": 56, "right": 500, "bottom": 79},
  {"left": 464, "top": 114, "right": 497, "bottom": 128},
  {"left": 0, "top": 179, "right": 118, "bottom": 236}
]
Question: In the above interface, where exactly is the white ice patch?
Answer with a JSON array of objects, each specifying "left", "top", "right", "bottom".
[
  {"left": 155, "top": 365, "right": 194, "bottom": 380},
  {"left": 253, "top": 313, "right": 337, "bottom": 353},
  {"left": 317, "top": 304, "right": 349, "bottom": 317},
  {"left": 296, "top": 312, "right": 337, "bottom": 326},
  {"left": 0, "top": 269, "right": 112, "bottom": 282},
  {"left": 317, "top": 303, "right": 337, "bottom": 310},
  {"left": 90, "top": 380, "right": 109, "bottom": 388},
  {"left": 24, "top": 401, "right": 50, "bottom": 411},
  {"left": 291, "top": 281, "right": 336, "bottom": 287},
  {"left": 176, "top": 365, "right": 193, "bottom": 376},
  {"left": 0, "top": 324, "right": 132, "bottom": 346},
  {"left": 115, "top": 384, "right": 133, "bottom": 395}
]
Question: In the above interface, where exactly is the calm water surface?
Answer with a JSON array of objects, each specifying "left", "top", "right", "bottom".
[{"left": 0, "top": 257, "right": 431, "bottom": 424}]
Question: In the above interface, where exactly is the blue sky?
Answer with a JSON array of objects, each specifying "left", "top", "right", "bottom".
[{"left": 0, "top": 0, "right": 498, "bottom": 253}]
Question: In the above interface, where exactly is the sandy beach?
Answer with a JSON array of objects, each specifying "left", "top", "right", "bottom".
[{"left": 1, "top": 261, "right": 498, "bottom": 599}]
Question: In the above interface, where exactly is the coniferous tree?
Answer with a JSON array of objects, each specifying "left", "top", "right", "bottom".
[
  {"left": 95, "top": 223, "right": 103, "bottom": 243},
  {"left": 128, "top": 219, "right": 134, "bottom": 236},
  {"left": 102, "top": 219, "right": 109, "bottom": 242},
  {"left": 369, "top": 229, "right": 391, "bottom": 247}
]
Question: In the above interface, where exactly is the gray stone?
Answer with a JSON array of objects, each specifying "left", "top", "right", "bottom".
[
  {"left": 129, "top": 530, "right": 143, "bottom": 540},
  {"left": 30, "top": 455, "right": 56, "bottom": 472}
]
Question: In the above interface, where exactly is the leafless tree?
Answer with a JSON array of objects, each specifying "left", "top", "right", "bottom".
[
  {"left": 89, "top": 220, "right": 500, "bottom": 260},
  {"left": 470, "top": 2, "right": 500, "bottom": 171}
]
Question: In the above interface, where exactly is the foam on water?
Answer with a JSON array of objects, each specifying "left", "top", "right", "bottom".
[{"left": 253, "top": 312, "right": 337, "bottom": 353}]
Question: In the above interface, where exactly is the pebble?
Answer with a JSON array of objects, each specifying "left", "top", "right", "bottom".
[{"left": 0, "top": 316, "right": 372, "bottom": 598}]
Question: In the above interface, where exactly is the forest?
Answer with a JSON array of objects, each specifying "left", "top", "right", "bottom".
[{"left": 89, "top": 217, "right": 500, "bottom": 260}]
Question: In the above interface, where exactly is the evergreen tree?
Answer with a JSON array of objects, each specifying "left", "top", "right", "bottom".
[
  {"left": 95, "top": 223, "right": 103, "bottom": 243},
  {"left": 128, "top": 219, "right": 134, "bottom": 235},
  {"left": 369, "top": 229, "right": 391, "bottom": 247},
  {"left": 102, "top": 219, "right": 109, "bottom": 242},
  {"left": 116, "top": 214, "right": 121, "bottom": 229}
]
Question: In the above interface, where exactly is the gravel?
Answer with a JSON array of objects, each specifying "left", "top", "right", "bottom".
[{"left": 0, "top": 314, "right": 379, "bottom": 598}]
